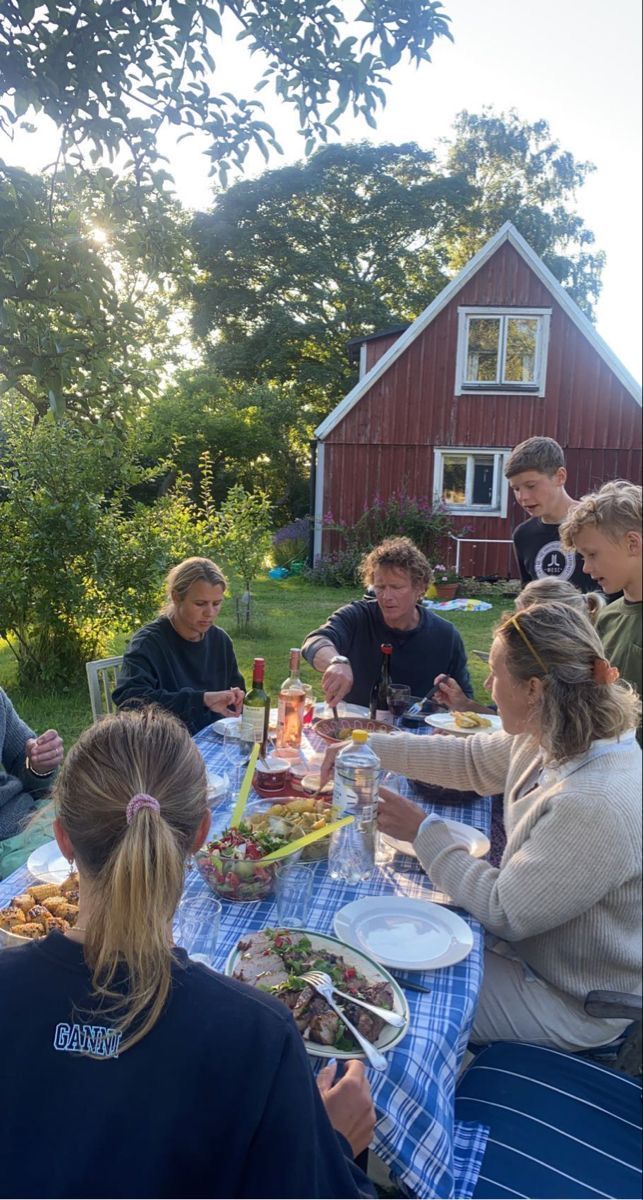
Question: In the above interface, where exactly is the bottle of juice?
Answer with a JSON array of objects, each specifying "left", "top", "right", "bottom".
[{"left": 276, "top": 648, "right": 306, "bottom": 754}]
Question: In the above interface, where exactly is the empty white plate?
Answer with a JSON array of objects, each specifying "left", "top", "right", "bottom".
[
  {"left": 333, "top": 895, "right": 474, "bottom": 971},
  {"left": 27, "top": 840, "right": 75, "bottom": 884},
  {"left": 424, "top": 712, "right": 503, "bottom": 736},
  {"left": 382, "top": 819, "right": 490, "bottom": 860}
]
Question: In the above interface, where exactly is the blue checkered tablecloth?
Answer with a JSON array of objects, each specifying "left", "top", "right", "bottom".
[{"left": 0, "top": 723, "right": 491, "bottom": 1199}]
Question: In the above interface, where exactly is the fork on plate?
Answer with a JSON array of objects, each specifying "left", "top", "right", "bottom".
[{"left": 298, "top": 969, "right": 388, "bottom": 1075}]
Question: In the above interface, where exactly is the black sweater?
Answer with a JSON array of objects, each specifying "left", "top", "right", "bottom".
[
  {"left": 302, "top": 600, "right": 472, "bottom": 707},
  {"left": 113, "top": 617, "right": 245, "bottom": 735},
  {"left": 0, "top": 933, "right": 372, "bottom": 1199}
]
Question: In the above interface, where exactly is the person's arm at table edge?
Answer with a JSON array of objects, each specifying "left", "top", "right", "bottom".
[
  {"left": 446, "top": 627, "right": 474, "bottom": 698},
  {"left": 414, "top": 783, "right": 639, "bottom": 942},
  {"left": 302, "top": 605, "right": 358, "bottom": 671},
  {"left": 237, "top": 1023, "right": 375, "bottom": 1199},
  {"left": 1, "top": 691, "right": 34, "bottom": 779},
  {"left": 368, "top": 728, "right": 512, "bottom": 798},
  {"left": 113, "top": 645, "right": 212, "bottom": 727}
]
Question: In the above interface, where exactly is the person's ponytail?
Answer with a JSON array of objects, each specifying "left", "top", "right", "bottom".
[{"left": 53, "top": 707, "right": 207, "bottom": 1054}]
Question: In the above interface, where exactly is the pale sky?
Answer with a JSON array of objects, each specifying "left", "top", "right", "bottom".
[{"left": 3, "top": 0, "right": 641, "bottom": 380}]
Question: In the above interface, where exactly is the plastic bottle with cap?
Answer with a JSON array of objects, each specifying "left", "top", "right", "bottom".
[{"left": 328, "top": 729, "right": 381, "bottom": 884}]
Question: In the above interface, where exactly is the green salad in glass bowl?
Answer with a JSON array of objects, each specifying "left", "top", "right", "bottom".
[{"left": 194, "top": 823, "right": 292, "bottom": 903}]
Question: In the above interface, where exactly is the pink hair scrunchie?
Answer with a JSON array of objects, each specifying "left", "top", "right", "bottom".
[{"left": 126, "top": 793, "right": 161, "bottom": 825}]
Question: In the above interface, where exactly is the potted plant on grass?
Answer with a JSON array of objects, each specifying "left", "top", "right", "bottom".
[{"left": 433, "top": 563, "right": 460, "bottom": 601}]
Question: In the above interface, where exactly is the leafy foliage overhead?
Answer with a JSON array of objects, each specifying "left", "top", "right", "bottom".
[
  {"left": 0, "top": 0, "right": 452, "bottom": 182},
  {"left": 0, "top": 161, "right": 190, "bottom": 417}
]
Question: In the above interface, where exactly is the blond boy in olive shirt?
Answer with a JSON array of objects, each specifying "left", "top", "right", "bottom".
[{"left": 561, "top": 481, "right": 642, "bottom": 721}]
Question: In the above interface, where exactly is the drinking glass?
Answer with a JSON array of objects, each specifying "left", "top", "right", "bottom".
[
  {"left": 302, "top": 683, "right": 315, "bottom": 726},
  {"left": 173, "top": 896, "right": 222, "bottom": 966},
  {"left": 222, "top": 727, "right": 247, "bottom": 802},
  {"left": 387, "top": 683, "right": 412, "bottom": 721},
  {"left": 274, "top": 861, "right": 316, "bottom": 928}
]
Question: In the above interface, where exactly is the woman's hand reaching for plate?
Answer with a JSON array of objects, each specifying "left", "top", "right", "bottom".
[
  {"left": 316, "top": 1059, "right": 376, "bottom": 1158},
  {"left": 377, "top": 785, "right": 424, "bottom": 844},
  {"left": 204, "top": 687, "right": 245, "bottom": 717}
]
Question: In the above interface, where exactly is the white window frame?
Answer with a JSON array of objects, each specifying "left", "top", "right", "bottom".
[
  {"left": 433, "top": 447, "right": 511, "bottom": 517},
  {"left": 455, "top": 307, "right": 551, "bottom": 396}
]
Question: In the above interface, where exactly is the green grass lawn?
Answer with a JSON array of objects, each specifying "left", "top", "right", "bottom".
[{"left": 0, "top": 578, "right": 509, "bottom": 748}]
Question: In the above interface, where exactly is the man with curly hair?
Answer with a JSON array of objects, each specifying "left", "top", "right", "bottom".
[{"left": 302, "top": 537, "right": 472, "bottom": 709}]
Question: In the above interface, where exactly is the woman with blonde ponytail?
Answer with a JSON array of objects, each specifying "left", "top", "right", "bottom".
[
  {"left": 1, "top": 708, "right": 375, "bottom": 1200},
  {"left": 322, "top": 601, "right": 642, "bottom": 1051}
]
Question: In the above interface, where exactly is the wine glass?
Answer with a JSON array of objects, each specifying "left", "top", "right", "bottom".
[{"left": 387, "top": 683, "right": 412, "bottom": 723}]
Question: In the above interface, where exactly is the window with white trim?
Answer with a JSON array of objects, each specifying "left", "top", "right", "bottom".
[
  {"left": 455, "top": 307, "right": 550, "bottom": 395},
  {"left": 433, "top": 448, "right": 510, "bottom": 516}
]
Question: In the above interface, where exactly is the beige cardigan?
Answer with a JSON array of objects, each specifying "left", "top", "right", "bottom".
[{"left": 369, "top": 729, "right": 642, "bottom": 1004}]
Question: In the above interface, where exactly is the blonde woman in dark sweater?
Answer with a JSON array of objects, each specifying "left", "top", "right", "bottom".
[{"left": 322, "top": 602, "right": 641, "bottom": 1051}]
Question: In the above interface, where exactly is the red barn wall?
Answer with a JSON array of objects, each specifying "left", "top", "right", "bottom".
[{"left": 321, "top": 242, "right": 641, "bottom": 578}]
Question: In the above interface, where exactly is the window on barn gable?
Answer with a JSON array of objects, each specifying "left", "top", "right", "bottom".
[
  {"left": 433, "top": 448, "right": 511, "bottom": 517},
  {"left": 455, "top": 308, "right": 551, "bottom": 395}
]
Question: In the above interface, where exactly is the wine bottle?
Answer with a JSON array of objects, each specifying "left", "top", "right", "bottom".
[
  {"left": 369, "top": 643, "right": 393, "bottom": 723},
  {"left": 241, "top": 657, "right": 270, "bottom": 753},
  {"left": 276, "top": 648, "right": 306, "bottom": 755}
]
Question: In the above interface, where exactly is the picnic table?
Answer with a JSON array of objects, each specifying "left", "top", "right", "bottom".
[{"left": 0, "top": 721, "right": 492, "bottom": 1199}]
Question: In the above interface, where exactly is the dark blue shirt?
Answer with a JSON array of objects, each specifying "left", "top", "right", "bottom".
[
  {"left": 0, "top": 932, "right": 372, "bottom": 1199},
  {"left": 302, "top": 600, "right": 472, "bottom": 706},
  {"left": 113, "top": 616, "right": 245, "bottom": 735}
]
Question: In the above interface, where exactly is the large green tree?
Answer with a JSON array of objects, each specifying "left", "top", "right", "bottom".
[
  {"left": 441, "top": 109, "right": 604, "bottom": 315},
  {"left": 138, "top": 369, "right": 313, "bottom": 519},
  {"left": 191, "top": 115, "right": 604, "bottom": 409},
  {"left": 191, "top": 141, "right": 472, "bottom": 405},
  {"left": 0, "top": 0, "right": 452, "bottom": 183},
  {"left": 0, "top": 161, "right": 191, "bottom": 417}
]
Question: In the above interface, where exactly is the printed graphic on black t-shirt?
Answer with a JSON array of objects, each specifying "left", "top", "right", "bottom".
[{"left": 513, "top": 517, "right": 596, "bottom": 593}]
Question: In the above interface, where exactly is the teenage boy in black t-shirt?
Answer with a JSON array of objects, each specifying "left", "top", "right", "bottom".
[{"left": 505, "top": 436, "right": 598, "bottom": 593}]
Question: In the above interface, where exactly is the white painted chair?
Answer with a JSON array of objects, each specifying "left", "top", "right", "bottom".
[{"left": 85, "top": 656, "right": 123, "bottom": 721}]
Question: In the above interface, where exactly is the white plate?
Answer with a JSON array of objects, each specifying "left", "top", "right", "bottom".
[
  {"left": 27, "top": 840, "right": 75, "bottom": 884},
  {"left": 210, "top": 716, "right": 243, "bottom": 737},
  {"left": 382, "top": 819, "right": 490, "bottom": 860},
  {"left": 211, "top": 710, "right": 280, "bottom": 737},
  {"left": 424, "top": 712, "right": 503, "bottom": 736},
  {"left": 224, "top": 928, "right": 409, "bottom": 1061},
  {"left": 205, "top": 771, "right": 228, "bottom": 801},
  {"left": 333, "top": 896, "right": 474, "bottom": 971}
]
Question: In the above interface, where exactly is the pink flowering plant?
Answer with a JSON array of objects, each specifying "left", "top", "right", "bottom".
[
  {"left": 306, "top": 486, "right": 457, "bottom": 586},
  {"left": 433, "top": 562, "right": 459, "bottom": 584}
]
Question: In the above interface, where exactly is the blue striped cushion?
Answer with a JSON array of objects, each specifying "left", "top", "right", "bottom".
[{"left": 455, "top": 1041, "right": 642, "bottom": 1199}]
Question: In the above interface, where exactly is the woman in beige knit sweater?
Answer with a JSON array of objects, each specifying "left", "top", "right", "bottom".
[{"left": 324, "top": 601, "right": 642, "bottom": 1051}]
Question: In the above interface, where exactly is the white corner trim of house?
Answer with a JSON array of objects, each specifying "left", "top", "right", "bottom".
[{"left": 313, "top": 221, "right": 642, "bottom": 445}]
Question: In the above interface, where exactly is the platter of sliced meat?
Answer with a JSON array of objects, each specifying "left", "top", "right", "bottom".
[{"left": 225, "top": 927, "right": 410, "bottom": 1060}]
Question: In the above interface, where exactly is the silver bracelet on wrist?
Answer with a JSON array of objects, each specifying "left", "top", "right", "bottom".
[{"left": 25, "top": 756, "right": 54, "bottom": 778}]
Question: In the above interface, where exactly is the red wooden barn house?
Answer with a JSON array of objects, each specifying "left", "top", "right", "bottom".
[{"left": 311, "top": 222, "right": 642, "bottom": 578}]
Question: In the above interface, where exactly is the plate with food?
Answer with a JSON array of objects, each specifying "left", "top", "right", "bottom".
[
  {"left": 27, "top": 839, "right": 76, "bottom": 884},
  {"left": 313, "top": 716, "right": 396, "bottom": 745},
  {"left": 225, "top": 927, "right": 409, "bottom": 1060},
  {"left": 0, "top": 873, "right": 80, "bottom": 947},
  {"left": 424, "top": 711, "right": 503, "bottom": 736},
  {"left": 246, "top": 797, "right": 338, "bottom": 860},
  {"left": 382, "top": 819, "right": 490, "bottom": 859},
  {"left": 333, "top": 895, "right": 474, "bottom": 971}
]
